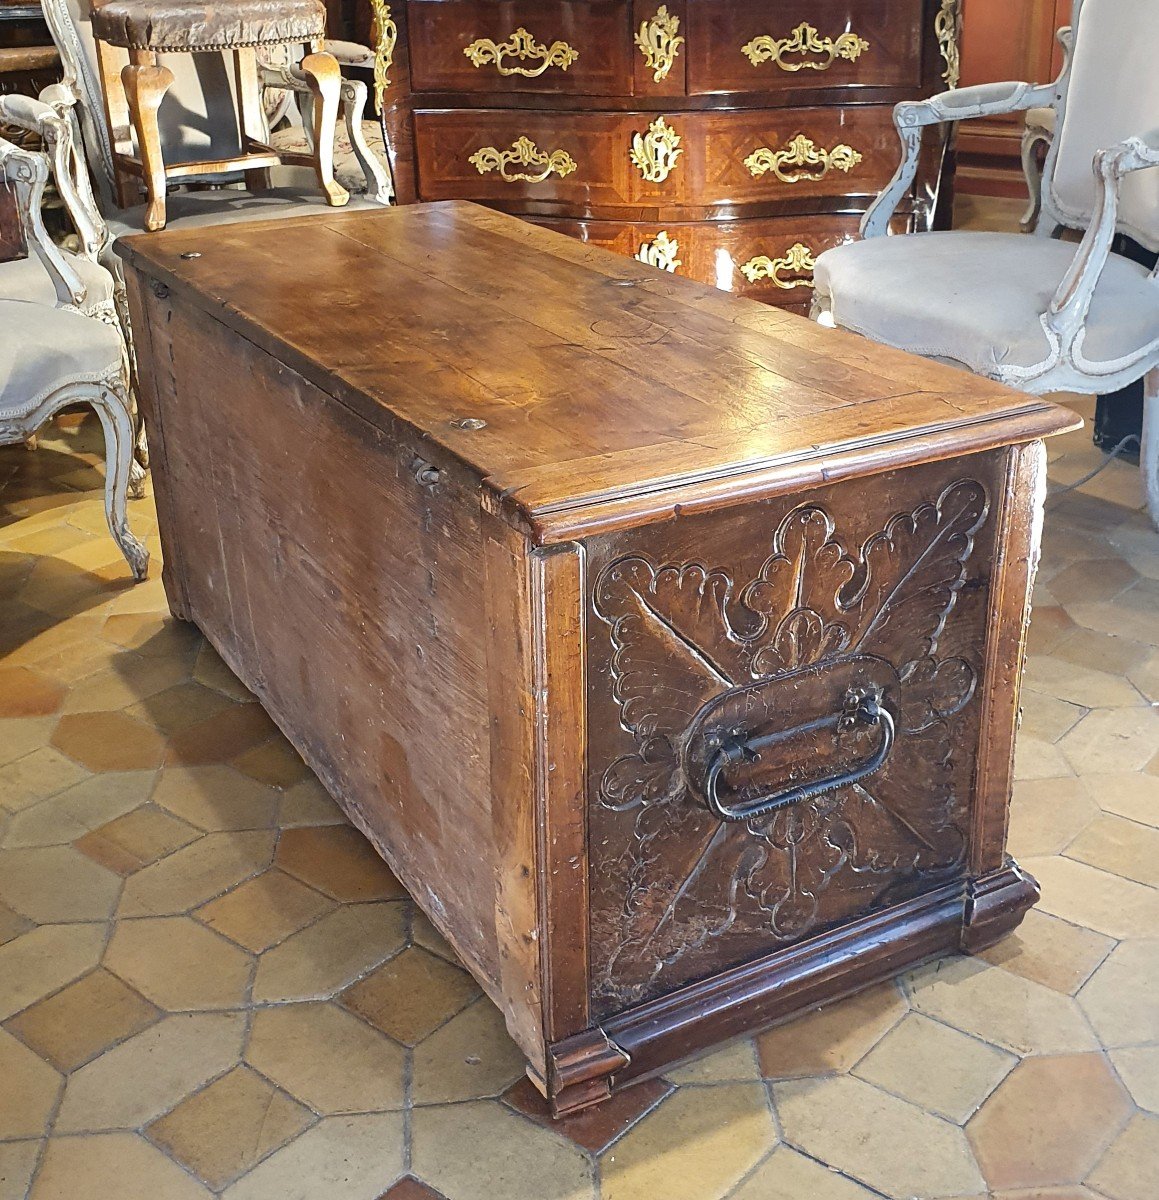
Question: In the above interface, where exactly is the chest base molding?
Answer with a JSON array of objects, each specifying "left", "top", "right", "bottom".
[{"left": 540, "top": 861, "right": 1037, "bottom": 1117}]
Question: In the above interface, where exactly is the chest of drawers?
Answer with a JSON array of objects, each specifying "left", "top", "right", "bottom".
[
  {"left": 367, "top": 0, "right": 963, "bottom": 307},
  {"left": 121, "top": 203, "right": 1074, "bottom": 1116}
]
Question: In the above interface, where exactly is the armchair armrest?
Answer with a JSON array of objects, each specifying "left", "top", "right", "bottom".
[
  {"left": 0, "top": 92, "right": 108, "bottom": 263},
  {"left": 861, "top": 79, "right": 1060, "bottom": 238},
  {"left": 896, "top": 81, "right": 1058, "bottom": 129},
  {"left": 0, "top": 92, "right": 59, "bottom": 136},
  {"left": 0, "top": 135, "right": 87, "bottom": 309},
  {"left": 1048, "top": 129, "right": 1159, "bottom": 344},
  {"left": 324, "top": 39, "right": 374, "bottom": 68}
]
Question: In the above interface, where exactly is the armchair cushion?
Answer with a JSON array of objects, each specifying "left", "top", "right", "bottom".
[
  {"left": 814, "top": 231, "right": 1159, "bottom": 374},
  {"left": 0, "top": 251, "right": 114, "bottom": 310},
  {"left": 0, "top": 300, "right": 123, "bottom": 418},
  {"left": 268, "top": 120, "right": 389, "bottom": 195},
  {"left": 90, "top": 0, "right": 326, "bottom": 52}
]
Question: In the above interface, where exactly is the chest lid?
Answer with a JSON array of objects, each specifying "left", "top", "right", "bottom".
[{"left": 117, "top": 201, "right": 1077, "bottom": 543}]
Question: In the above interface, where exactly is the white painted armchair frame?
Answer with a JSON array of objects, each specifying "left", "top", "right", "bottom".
[
  {"left": 820, "top": 0, "right": 1159, "bottom": 525},
  {"left": 0, "top": 89, "right": 151, "bottom": 468},
  {"left": 0, "top": 135, "right": 149, "bottom": 579}
]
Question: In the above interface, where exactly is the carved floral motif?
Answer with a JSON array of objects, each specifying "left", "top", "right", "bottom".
[{"left": 589, "top": 480, "right": 990, "bottom": 1010}]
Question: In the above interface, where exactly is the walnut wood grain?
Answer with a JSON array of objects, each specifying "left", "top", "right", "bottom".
[
  {"left": 413, "top": 104, "right": 901, "bottom": 214},
  {"left": 586, "top": 454, "right": 1000, "bottom": 1014},
  {"left": 120, "top": 204, "right": 1072, "bottom": 1114},
  {"left": 373, "top": 0, "right": 957, "bottom": 290},
  {"left": 684, "top": 0, "right": 926, "bottom": 96},
  {"left": 407, "top": 0, "right": 634, "bottom": 97}
]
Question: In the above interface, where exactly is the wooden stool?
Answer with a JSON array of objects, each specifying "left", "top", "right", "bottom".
[{"left": 90, "top": 0, "right": 349, "bottom": 230}]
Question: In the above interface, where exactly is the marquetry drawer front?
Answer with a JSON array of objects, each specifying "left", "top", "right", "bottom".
[
  {"left": 530, "top": 214, "right": 911, "bottom": 306},
  {"left": 415, "top": 109, "right": 692, "bottom": 209},
  {"left": 406, "top": 1, "right": 633, "bottom": 95},
  {"left": 583, "top": 452, "right": 1006, "bottom": 1017},
  {"left": 415, "top": 108, "right": 898, "bottom": 211},
  {"left": 685, "top": 0, "right": 925, "bottom": 96},
  {"left": 702, "top": 105, "right": 898, "bottom": 205}
]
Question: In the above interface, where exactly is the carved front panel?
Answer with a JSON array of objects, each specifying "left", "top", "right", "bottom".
[{"left": 586, "top": 455, "right": 1005, "bottom": 1017}]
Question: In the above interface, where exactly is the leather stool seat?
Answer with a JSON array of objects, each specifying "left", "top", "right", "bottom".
[{"left": 91, "top": 0, "right": 326, "bottom": 52}]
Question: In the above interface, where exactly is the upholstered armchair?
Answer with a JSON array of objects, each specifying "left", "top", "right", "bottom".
[
  {"left": 0, "top": 131, "right": 149, "bottom": 579},
  {"left": 812, "top": 0, "right": 1159, "bottom": 529},
  {"left": 38, "top": 0, "right": 392, "bottom": 235}
]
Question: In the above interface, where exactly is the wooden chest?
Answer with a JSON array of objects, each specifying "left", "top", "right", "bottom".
[
  {"left": 366, "top": 0, "right": 963, "bottom": 307},
  {"left": 119, "top": 202, "right": 1075, "bottom": 1116}
]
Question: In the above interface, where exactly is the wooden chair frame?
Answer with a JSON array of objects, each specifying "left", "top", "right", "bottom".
[
  {"left": 94, "top": 36, "right": 347, "bottom": 230},
  {"left": 38, "top": 0, "right": 392, "bottom": 220}
]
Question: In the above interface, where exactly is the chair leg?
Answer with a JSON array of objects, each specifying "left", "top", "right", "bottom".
[
  {"left": 1143, "top": 367, "right": 1159, "bottom": 531},
  {"left": 298, "top": 51, "right": 350, "bottom": 208},
  {"left": 91, "top": 381, "right": 150, "bottom": 580},
  {"left": 121, "top": 50, "right": 175, "bottom": 231},
  {"left": 340, "top": 77, "right": 394, "bottom": 204}
]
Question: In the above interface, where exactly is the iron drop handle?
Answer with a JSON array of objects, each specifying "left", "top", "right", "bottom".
[{"left": 703, "top": 686, "right": 895, "bottom": 823}]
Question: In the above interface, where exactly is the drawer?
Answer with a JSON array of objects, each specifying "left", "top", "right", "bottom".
[
  {"left": 407, "top": 1, "right": 634, "bottom": 95},
  {"left": 686, "top": 0, "right": 925, "bottom": 96},
  {"left": 703, "top": 106, "right": 899, "bottom": 206},
  {"left": 414, "top": 107, "right": 901, "bottom": 211},
  {"left": 529, "top": 213, "right": 910, "bottom": 307}
]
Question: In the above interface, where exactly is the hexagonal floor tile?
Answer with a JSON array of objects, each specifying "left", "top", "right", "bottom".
[
  {"left": 31, "top": 1132, "right": 212, "bottom": 1200},
  {"left": 105, "top": 916, "right": 253, "bottom": 1010},
  {"left": 966, "top": 1053, "right": 1133, "bottom": 1191},
  {"left": 755, "top": 983, "right": 907, "bottom": 1078},
  {"left": 247, "top": 1002, "right": 405, "bottom": 1114},
  {"left": 147, "top": 1065, "right": 315, "bottom": 1190},
  {"left": 275, "top": 825, "right": 407, "bottom": 902},
  {"left": 774, "top": 1074, "right": 983, "bottom": 1198},
  {"left": 1077, "top": 939, "right": 1159, "bottom": 1047}
]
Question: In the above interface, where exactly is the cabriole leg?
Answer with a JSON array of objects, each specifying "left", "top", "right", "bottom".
[
  {"left": 91, "top": 381, "right": 150, "bottom": 580},
  {"left": 121, "top": 49, "right": 175, "bottom": 231},
  {"left": 298, "top": 51, "right": 349, "bottom": 208}
]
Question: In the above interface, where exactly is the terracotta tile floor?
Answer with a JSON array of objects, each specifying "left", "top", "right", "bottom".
[{"left": 2, "top": 230, "right": 1158, "bottom": 1200}]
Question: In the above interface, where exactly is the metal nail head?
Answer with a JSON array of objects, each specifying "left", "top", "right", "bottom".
[{"left": 450, "top": 418, "right": 487, "bottom": 431}]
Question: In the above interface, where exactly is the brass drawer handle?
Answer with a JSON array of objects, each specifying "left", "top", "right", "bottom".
[
  {"left": 742, "top": 22, "right": 870, "bottom": 72},
  {"left": 635, "top": 230, "right": 681, "bottom": 272},
  {"left": 704, "top": 686, "right": 895, "bottom": 822},
  {"left": 463, "top": 27, "right": 579, "bottom": 77},
  {"left": 745, "top": 135, "right": 863, "bottom": 184},
  {"left": 740, "top": 243, "right": 818, "bottom": 288},
  {"left": 630, "top": 115, "right": 683, "bottom": 183},
  {"left": 635, "top": 5, "right": 684, "bottom": 83},
  {"left": 468, "top": 136, "right": 577, "bottom": 183}
]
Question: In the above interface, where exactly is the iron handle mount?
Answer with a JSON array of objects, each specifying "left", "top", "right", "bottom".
[{"left": 703, "top": 685, "right": 895, "bottom": 823}]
